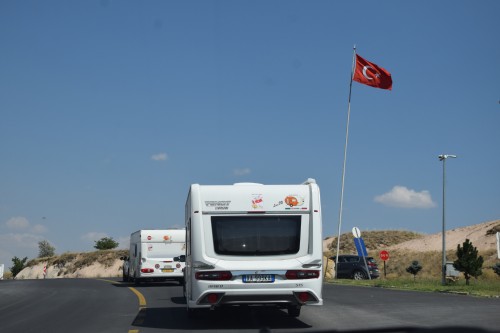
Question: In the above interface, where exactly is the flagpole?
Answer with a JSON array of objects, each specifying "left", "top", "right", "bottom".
[{"left": 334, "top": 45, "right": 357, "bottom": 279}]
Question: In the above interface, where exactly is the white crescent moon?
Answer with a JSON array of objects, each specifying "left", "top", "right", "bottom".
[{"left": 362, "top": 66, "right": 374, "bottom": 80}]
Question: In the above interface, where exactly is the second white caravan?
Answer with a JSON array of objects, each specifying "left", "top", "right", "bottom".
[
  {"left": 184, "top": 179, "right": 323, "bottom": 317},
  {"left": 128, "top": 229, "right": 186, "bottom": 285}
]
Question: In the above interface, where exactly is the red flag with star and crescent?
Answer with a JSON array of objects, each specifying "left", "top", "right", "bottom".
[{"left": 353, "top": 54, "right": 392, "bottom": 90}]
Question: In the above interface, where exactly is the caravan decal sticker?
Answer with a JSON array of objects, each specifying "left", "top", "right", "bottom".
[
  {"left": 251, "top": 194, "right": 263, "bottom": 209},
  {"left": 273, "top": 200, "right": 284, "bottom": 208},
  {"left": 285, "top": 195, "right": 304, "bottom": 207},
  {"left": 204, "top": 201, "right": 231, "bottom": 210}
]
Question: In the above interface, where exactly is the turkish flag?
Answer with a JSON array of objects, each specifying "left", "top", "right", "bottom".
[{"left": 353, "top": 54, "right": 392, "bottom": 90}]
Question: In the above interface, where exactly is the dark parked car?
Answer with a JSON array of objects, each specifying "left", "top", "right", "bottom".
[{"left": 330, "top": 255, "right": 380, "bottom": 280}]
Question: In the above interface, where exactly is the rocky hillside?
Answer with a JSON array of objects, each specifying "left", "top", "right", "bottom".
[{"left": 16, "top": 249, "right": 128, "bottom": 280}]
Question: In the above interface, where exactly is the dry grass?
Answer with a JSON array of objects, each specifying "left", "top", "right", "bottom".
[
  {"left": 376, "top": 248, "right": 499, "bottom": 280},
  {"left": 324, "top": 230, "right": 424, "bottom": 256}
]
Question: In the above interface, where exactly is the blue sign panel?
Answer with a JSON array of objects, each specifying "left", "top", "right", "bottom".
[{"left": 354, "top": 237, "right": 368, "bottom": 257}]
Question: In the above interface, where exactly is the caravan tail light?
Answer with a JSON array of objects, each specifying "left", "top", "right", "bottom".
[
  {"left": 195, "top": 271, "right": 232, "bottom": 281},
  {"left": 199, "top": 292, "right": 224, "bottom": 305},
  {"left": 207, "top": 293, "right": 218, "bottom": 304},
  {"left": 285, "top": 270, "right": 320, "bottom": 280},
  {"left": 294, "top": 291, "right": 316, "bottom": 304},
  {"left": 141, "top": 268, "right": 154, "bottom": 273}
]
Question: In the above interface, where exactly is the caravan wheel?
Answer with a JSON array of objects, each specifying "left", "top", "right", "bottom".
[
  {"left": 288, "top": 305, "right": 301, "bottom": 317},
  {"left": 186, "top": 307, "right": 203, "bottom": 319},
  {"left": 134, "top": 275, "right": 141, "bottom": 285},
  {"left": 123, "top": 269, "right": 131, "bottom": 282}
]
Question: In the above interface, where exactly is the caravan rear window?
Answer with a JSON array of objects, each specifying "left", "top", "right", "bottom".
[{"left": 211, "top": 216, "right": 301, "bottom": 256}]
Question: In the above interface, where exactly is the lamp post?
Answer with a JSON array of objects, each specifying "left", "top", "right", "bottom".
[{"left": 438, "top": 154, "right": 457, "bottom": 285}]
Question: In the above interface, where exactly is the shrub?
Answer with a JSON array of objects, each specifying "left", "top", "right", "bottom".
[
  {"left": 10, "top": 256, "right": 28, "bottom": 277},
  {"left": 38, "top": 240, "right": 56, "bottom": 258},
  {"left": 492, "top": 262, "right": 500, "bottom": 277},
  {"left": 94, "top": 237, "right": 119, "bottom": 250},
  {"left": 406, "top": 260, "right": 423, "bottom": 281}
]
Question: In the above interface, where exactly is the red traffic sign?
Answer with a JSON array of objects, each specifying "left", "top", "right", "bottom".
[{"left": 379, "top": 250, "right": 390, "bottom": 261}]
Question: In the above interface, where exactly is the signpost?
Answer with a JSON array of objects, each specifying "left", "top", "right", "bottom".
[
  {"left": 352, "top": 227, "right": 371, "bottom": 280},
  {"left": 379, "top": 250, "right": 389, "bottom": 261},
  {"left": 379, "top": 250, "right": 389, "bottom": 278}
]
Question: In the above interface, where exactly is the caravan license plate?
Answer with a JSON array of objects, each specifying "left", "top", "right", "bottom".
[
  {"left": 162, "top": 268, "right": 174, "bottom": 273},
  {"left": 242, "top": 274, "right": 275, "bottom": 283}
]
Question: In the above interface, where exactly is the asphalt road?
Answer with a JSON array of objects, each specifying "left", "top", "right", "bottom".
[
  {"left": 0, "top": 278, "right": 137, "bottom": 333},
  {"left": 0, "top": 278, "right": 498, "bottom": 333}
]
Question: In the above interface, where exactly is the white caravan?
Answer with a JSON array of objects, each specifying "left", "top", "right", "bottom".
[
  {"left": 0, "top": 264, "right": 4, "bottom": 280},
  {"left": 128, "top": 229, "right": 186, "bottom": 285},
  {"left": 184, "top": 179, "right": 323, "bottom": 317}
]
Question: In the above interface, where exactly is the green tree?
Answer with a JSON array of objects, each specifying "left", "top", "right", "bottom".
[
  {"left": 453, "top": 239, "right": 484, "bottom": 285},
  {"left": 94, "top": 237, "right": 119, "bottom": 250},
  {"left": 405, "top": 260, "right": 422, "bottom": 281},
  {"left": 10, "top": 256, "right": 28, "bottom": 278},
  {"left": 38, "top": 240, "right": 55, "bottom": 258}
]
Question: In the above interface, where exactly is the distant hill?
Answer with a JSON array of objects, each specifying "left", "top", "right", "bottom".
[{"left": 323, "top": 219, "right": 500, "bottom": 255}]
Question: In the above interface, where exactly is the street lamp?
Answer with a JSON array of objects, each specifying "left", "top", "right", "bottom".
[{"left": 438, "top": 154, "right": 457, "bottom": 285}]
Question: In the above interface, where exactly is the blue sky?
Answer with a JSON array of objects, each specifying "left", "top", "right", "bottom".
[{"left": 1, "top": 1, "right": 499, "bottom": 267}]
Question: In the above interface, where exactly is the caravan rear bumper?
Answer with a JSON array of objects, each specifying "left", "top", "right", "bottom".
[
  {"left": 188, "top": 268, "right": 323, "bottom": 308},
  {"left": 138, "top": 270, "right": 184, "bottom": 281},
  {"left": 198, "top": 290, "right": 322, "bottom": 306},
  {"left": 190, "top": 285, "right": 323, "bottom": 309}
]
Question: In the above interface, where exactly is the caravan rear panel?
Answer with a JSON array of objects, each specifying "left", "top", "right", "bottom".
[
  {"left": 184, "top": 179, "right": 323, "bottom": 317},
  {"left": 128, "top": 229, "right": 186, "bottom": 284}
]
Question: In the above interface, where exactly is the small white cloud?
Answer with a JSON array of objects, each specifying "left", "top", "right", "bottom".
[
  {"left": 81, "top": 232, "right": 108, "bottom": 242},
  {"left": 0, "top": 233, "right": 42, "bottom": 249},
  {"left": 32, "top": 224, "right": 48, "bottom": 234},
  {"left": 151, "top": 153, "right": 168, "bottom": 161},
  {"left": 374, "top": 185, "right": 436, "bottom": 209},
  {"left": 5, "top": 217, "right": 48, "bottom": 234},
  {"left": 233, "top": 168, "right": 251, "bottom": 176},
  {"left": 6, "top": 217, "right": 30, "bottom": 230}
]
